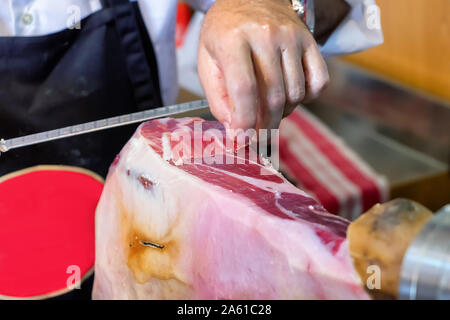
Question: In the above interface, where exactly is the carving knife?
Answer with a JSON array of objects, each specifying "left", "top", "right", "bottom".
[{"left": 0, "top": 99, "right": 208, "bottom": 154}]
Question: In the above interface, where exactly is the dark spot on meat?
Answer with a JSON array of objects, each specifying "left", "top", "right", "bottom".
[
  {"left": 138, "top": 175, "right": 154, "bottom": 190},
  {"left": 127, "top": 170, "right": 131, "bottom": 176}
]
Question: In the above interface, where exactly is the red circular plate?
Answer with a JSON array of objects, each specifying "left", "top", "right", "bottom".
[{"left": 0, "top": 166, "right": 103, "bottom": 299}]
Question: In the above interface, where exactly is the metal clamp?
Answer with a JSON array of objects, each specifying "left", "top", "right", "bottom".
[{"left": 399, "top": 204, "right": 450, "bottom": 300}]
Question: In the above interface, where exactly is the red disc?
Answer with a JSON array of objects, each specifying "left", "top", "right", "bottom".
[{"left": 0, "top": 166, "right": 103, "bottom": 299}]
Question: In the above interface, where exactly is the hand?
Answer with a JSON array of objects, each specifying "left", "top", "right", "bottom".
[{"left": 198, "top": 0, "right": 329, "bottom": 132}]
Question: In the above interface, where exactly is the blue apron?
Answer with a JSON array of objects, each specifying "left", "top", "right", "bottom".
[
  {"left": 0, "top": 0, "right": 163, "bottom": 299},
  {"left": 0, "top": 0, "right": 163, "bottom": 178}
]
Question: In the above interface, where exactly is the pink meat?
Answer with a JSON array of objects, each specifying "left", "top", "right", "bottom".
[{"left": 92, "top": 117, "right": 368, "bottom": 300}]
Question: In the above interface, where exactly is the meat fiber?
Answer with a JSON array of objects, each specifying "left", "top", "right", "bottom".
[{"left": 92, "top": 118, "right": 368, "bottom": 300}]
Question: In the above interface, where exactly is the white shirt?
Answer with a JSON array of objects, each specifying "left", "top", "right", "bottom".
[{"left": 0, "top": 0, "right": 382, "bottom": 105}]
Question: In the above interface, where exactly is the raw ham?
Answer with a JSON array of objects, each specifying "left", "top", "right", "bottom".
[{"left": 92, "top": 117, "right": 368, "bottom": 300}]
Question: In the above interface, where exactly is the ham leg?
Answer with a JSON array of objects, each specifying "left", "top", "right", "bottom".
[{"left": 92, "top": 118, "right": 368, "bottom": 300}]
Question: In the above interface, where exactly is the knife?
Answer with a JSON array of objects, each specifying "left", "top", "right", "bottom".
[{"left": 0, "top": 99, "right": 208, "bottom": 154}]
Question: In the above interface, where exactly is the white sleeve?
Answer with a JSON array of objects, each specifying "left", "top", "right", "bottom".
[
  {"left": 184, "top": 0, "right": 215, "bottom": 12},
  {"left": 319, "top": 0, "right": 383, "bottom": 57}
]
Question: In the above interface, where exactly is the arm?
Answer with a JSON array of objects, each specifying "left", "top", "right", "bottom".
[
  {"left": 314, "top": 0, "right": 351, "bottom": 45},
  {"left": 319, "top": 0, "right": 383, "bottom": 56},
  {"left": 188, "top": 0, "right": 381, "bottom": 52},
  {"left": 186, "top": 0, "right": 351, "bottom": 36}
]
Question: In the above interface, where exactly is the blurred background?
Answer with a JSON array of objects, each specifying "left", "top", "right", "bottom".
[{"left": 175, "top": 0, "right": 450, "bottom": 216}]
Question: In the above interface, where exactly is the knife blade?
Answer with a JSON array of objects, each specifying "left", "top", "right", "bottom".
[{"left": 0, "top": 99, "right": 208, "bottom": 154}]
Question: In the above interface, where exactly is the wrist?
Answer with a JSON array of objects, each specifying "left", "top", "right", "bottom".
[{"left": 290, "top": 0, "right": 315, "bottom": 34}]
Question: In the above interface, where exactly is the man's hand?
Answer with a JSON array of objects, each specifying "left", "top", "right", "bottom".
[{"left": 198, "top": 0, "right": 329, "bottom": 131}]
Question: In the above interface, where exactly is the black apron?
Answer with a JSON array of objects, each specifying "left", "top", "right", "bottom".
[
  {"left": 0, "top": 0, "right": 163, "bottom": 299},
  {"left": 0, "top": 0, "right": 163, "bottom": 178}
]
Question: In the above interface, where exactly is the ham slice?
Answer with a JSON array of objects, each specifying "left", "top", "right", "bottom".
[{"left": 92, "top": 118, "right": 368, "bottom": 300}]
